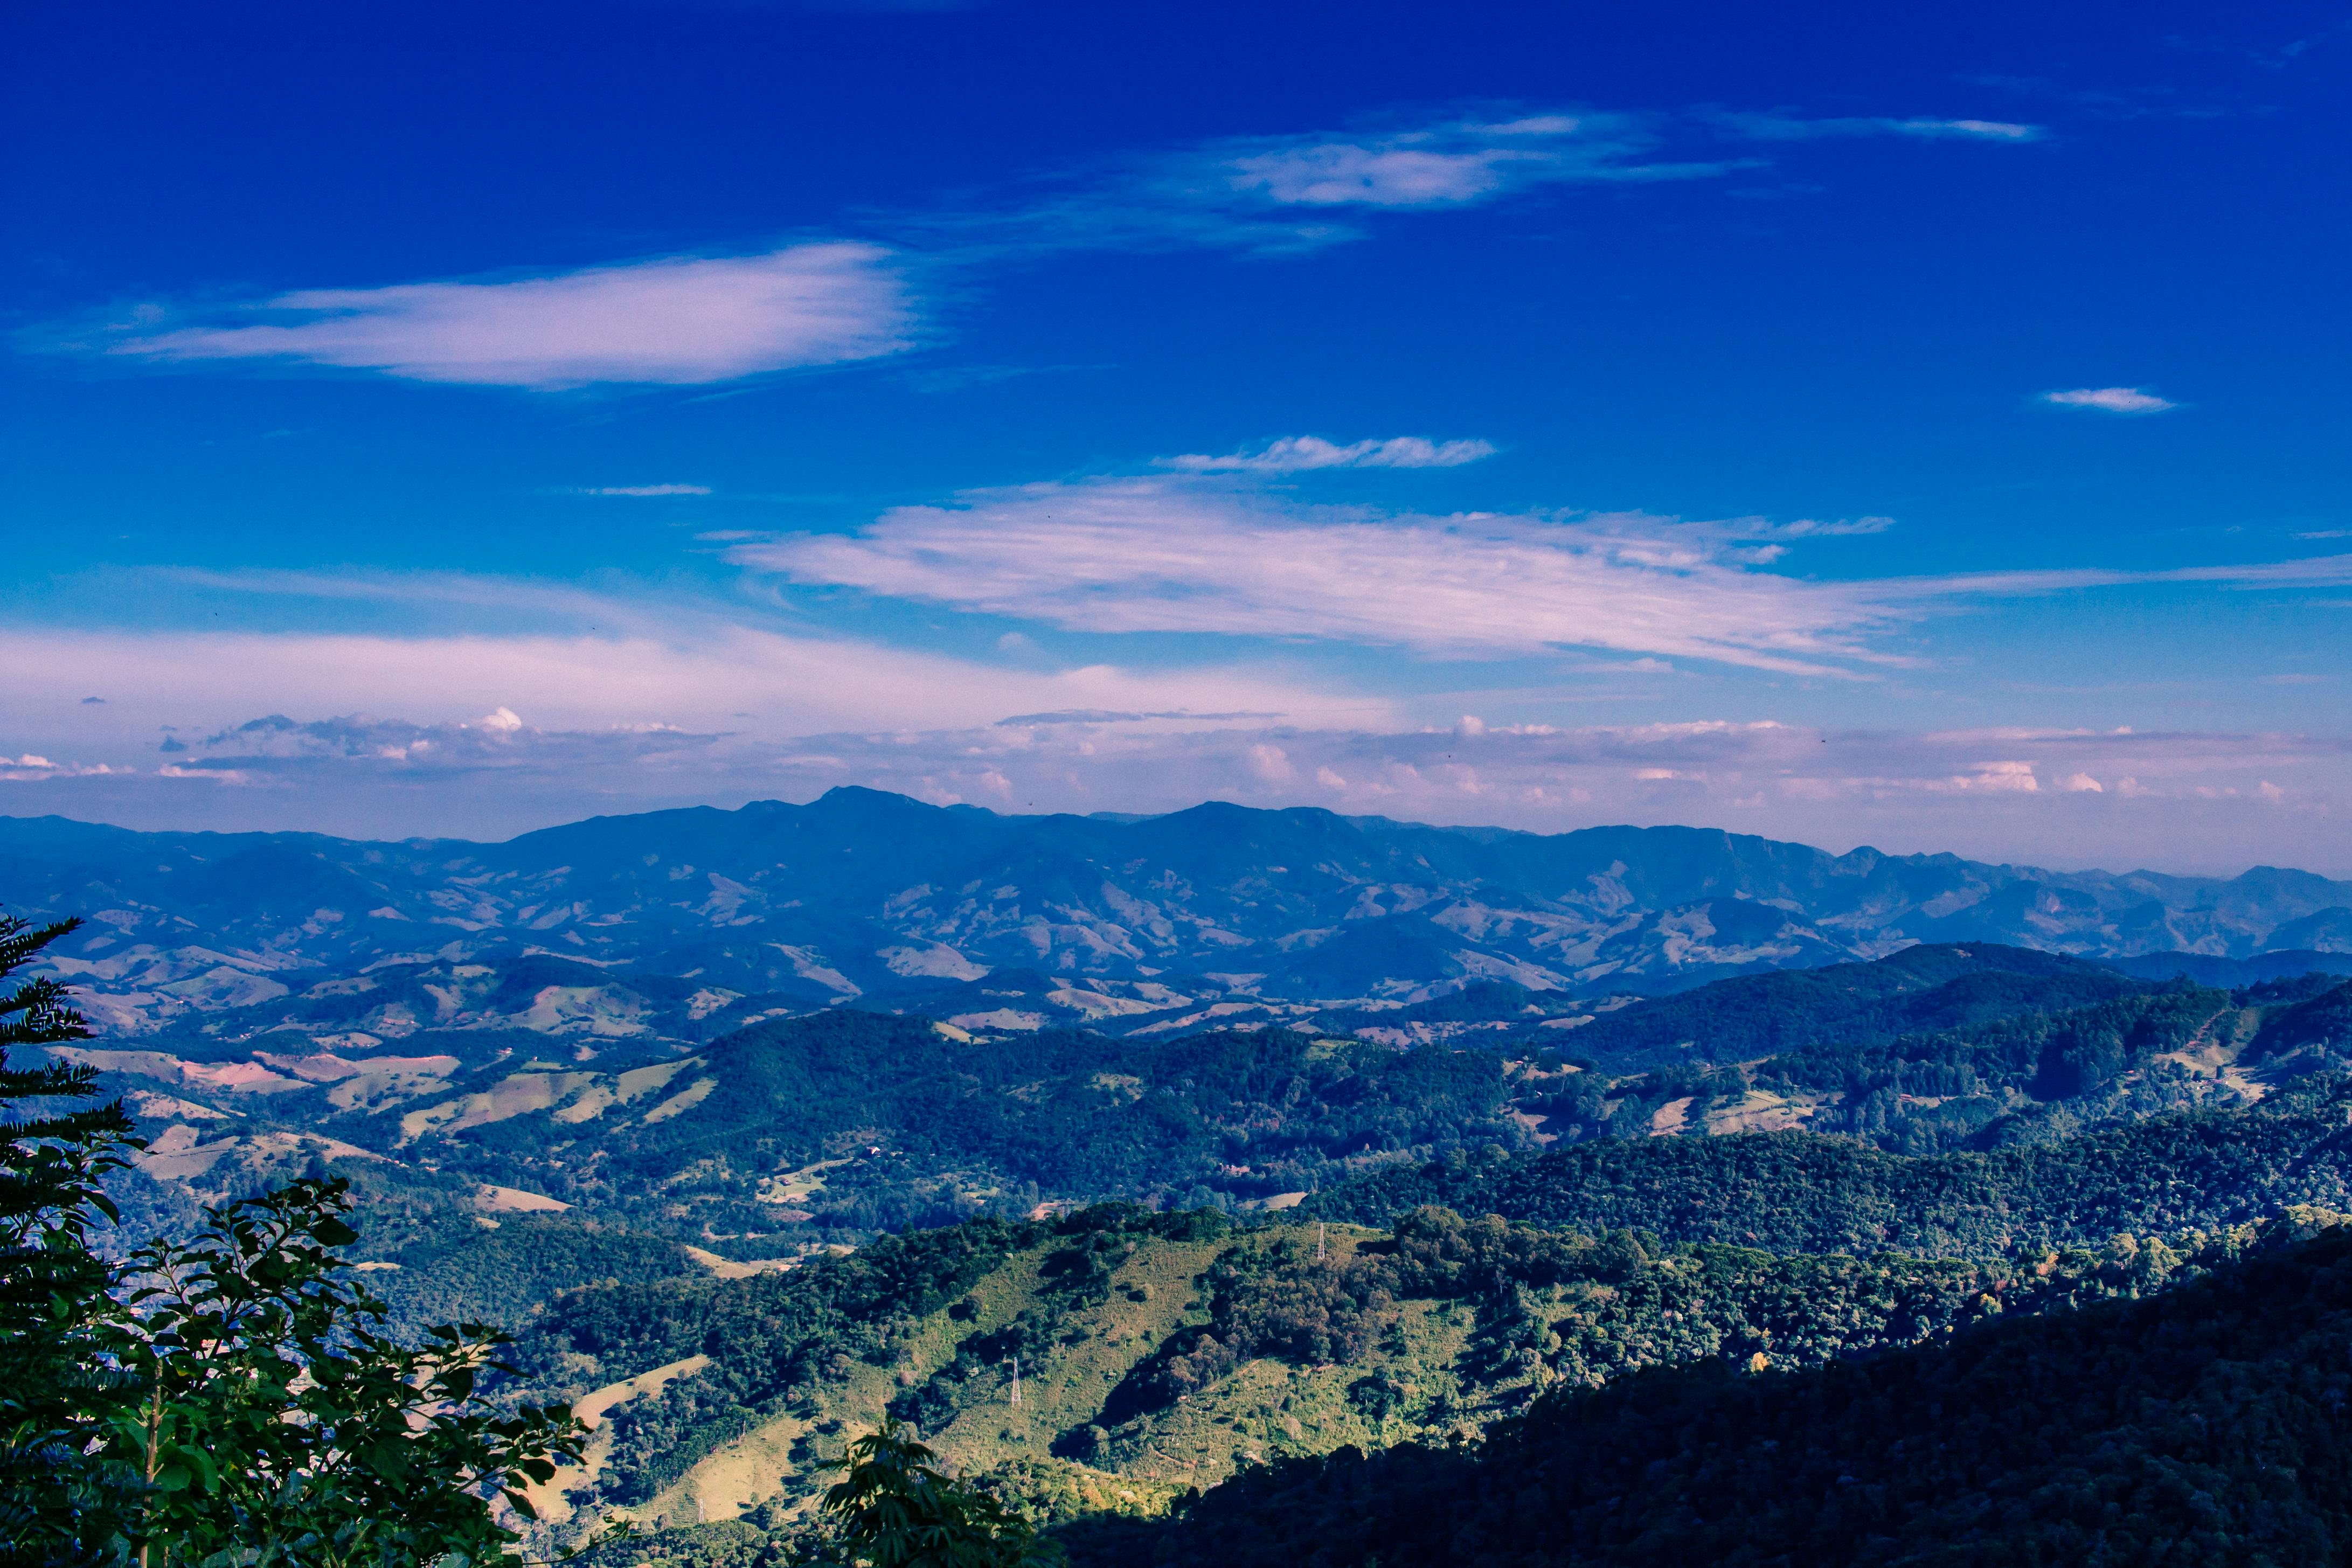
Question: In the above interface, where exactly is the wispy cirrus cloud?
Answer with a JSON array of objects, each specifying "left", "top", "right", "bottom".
[
  {"left": 1720, "top": 113, "right": 2045, "bottom": 142},
  {"left": 739, "top": 467, "right": 2352, "bottom": 677},
  {"left": 93, "top": 242, "right": 916, "bottom": 389},
  {"left": 735, "top": 477, "right": 1899, "bottom": 676},
  {"left": 1205, "top": 112, "right": 1704, "bottom": 207},
  {"left": 2039, "top": 386, "right": 2178, "bottom": 414},
  {"left": 905, "top": 110, "right": 1744, "bottom": 258},
  {"left": 1872, "top": 553, "right": 2352, "bottom": 599},
  {"left": 1156, "top": 435, "right": 1497, "bottom": 473},
  {"left": 570, "top": 483, "right": 714, "bottom": 497},
  {"left": 1700, "top": 513, "right": 1897, "bottom": 564}
]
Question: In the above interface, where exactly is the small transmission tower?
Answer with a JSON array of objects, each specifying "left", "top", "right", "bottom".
[
  {"left": 1007, "top": 1354, "right": 1022, "bottom": 1406},
  {"left": 1316, "top": 1220, "right": 1326, "bottom": 1261}
]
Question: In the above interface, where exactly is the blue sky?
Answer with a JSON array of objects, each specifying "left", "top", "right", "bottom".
[{"left": 5, "top": 1, "right": 2350, "bottom": 872}]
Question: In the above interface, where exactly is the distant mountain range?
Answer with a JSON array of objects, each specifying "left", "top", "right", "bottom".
[
  {"left": 6, "top": 787, "right": 2352, "bottom": 1052},
  {"left": 4, "top": 789, "right": 2352, "bottom": 1048}
]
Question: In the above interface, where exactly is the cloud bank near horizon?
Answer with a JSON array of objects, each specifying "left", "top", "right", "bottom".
[{"left": 7, "top": 698, "right": 2345, "bottom": 876}]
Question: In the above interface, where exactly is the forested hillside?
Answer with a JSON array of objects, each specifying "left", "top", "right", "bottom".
[
  {"left": 1310, "top": 1067, "right": 2352, "bottom": 1258},
  {"left": 54, "top": 965, "right": 2352, "bottom": 1324},
  {"left": 1071, "top": 1219, "right": 2352, "bottom": 1566},
  {"left": 1503, "top": 974, "right": 2346, "bottom": 1155},
  {"left": 1544, "top": 941, "right": 2148, "bottom": 1069},
  {"left": 487, "top": 1064, "right": 2352, "bottom": 1539},
  {"left": 508, "top": 1195, "right": 2323, "bottom": 1536}
]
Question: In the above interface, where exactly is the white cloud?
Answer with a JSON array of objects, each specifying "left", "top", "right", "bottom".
[
  {"left": 1247, "top": 743, "right": 1295, "bottom": 783},
  {"left": 2039, "top": 386, "right": 2177, "bottom": 414},
  {"left": 0, "top": 754, "right": 127, "bottom": 782},
  {"left": 1902, "top": 119, "right": 2042, "bottom": 141},
  {"left": 1157, "top": 435, "right": 1497, "bottom": 473},
  {"left": 1747, "top": 515, "right": 1897, "bottom": 538},
  {"left": 101, "top": 243, "right": 915, "bottom": 389},
  {"left": 574, "top": 483, "right": 714, "bottom": 497},
  {"left": 1725, "top": 113, "right": 2045, "bottom": 142},
  {"left": 1951, "top": 760, "right": 2039, "bottom": 793},
  {"left": 1871, "top": 553, "right": 2352, "bottom": 600},
  {"left": 736, "top": 478, "right": 1896, "bottom": 676}
]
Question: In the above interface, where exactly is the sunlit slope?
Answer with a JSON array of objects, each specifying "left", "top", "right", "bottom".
[{"left": 514, "top": 1200, "right": 2329, "bottom": 1533}]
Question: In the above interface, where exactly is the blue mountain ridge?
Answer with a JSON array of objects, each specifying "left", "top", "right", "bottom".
[{"left": 4, "top": 787, "right": 2349, "bottom": 1046}]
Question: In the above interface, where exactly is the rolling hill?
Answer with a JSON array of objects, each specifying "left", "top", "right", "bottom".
[
  {"left": 1530, "top": 941, "right": 2148, "bottom": 1070},
  {"left": 47, "top": 960, "right": 2352, "bottom": 1298}
]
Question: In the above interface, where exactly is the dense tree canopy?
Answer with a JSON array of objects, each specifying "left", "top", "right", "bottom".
[
  {"left": 0, "top": 907, "right": 586, "bottom": 1567},
  {"left": 1311, "top": 1070, "right": 2352, "bottom": 1258}
]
